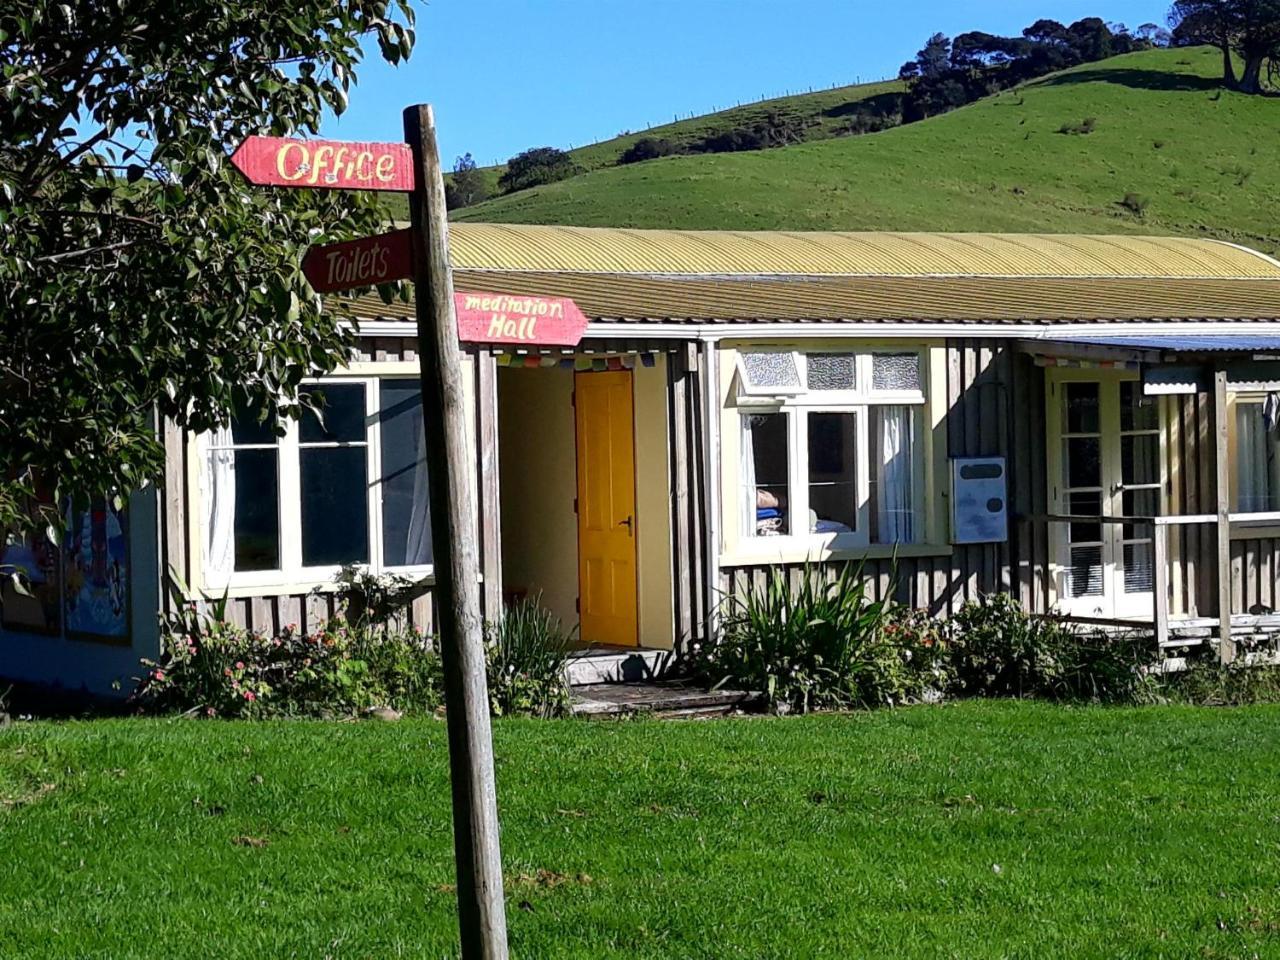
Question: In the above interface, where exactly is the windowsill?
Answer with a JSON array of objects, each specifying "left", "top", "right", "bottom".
[
  {"left": 720, "top": 542, "right": 953, "bottom": 567},
  {"left": 197, "top": 571, "right": 438, "bottom": 600}
]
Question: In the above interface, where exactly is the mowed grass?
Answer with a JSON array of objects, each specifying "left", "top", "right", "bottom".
[
  {"left": 2, "top": 702, "right": 1280, "bottom": 958},
  {"left": 456, "top": 47, "right": 1280, "bottom": 255}
]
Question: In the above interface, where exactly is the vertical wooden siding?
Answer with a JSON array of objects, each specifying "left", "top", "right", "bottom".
[
  {"left": 668, "top": 342, "right": 711, "bottom": 649},
  {"left": 719, "top": 340, "right": 1049, "bottom": 617}
]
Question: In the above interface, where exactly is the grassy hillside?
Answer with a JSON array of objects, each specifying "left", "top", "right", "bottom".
[
  {"left": 448, "top": 78, "right": 905, "bottom": 201},
  {"left": 454, "top": 47, "right": 1280, "bottom": 254}
]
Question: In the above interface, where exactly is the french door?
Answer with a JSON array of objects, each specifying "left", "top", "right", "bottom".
[{"left": 1047, "top": 373, "right": 1162, "bottom": 619}]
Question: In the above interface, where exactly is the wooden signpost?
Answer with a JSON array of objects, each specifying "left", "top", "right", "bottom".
[{"left": 230, "top": 117, "right": 511, "bottom": 960}]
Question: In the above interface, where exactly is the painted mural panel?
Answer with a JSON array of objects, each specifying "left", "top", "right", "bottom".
[
  {"left": 0, "top": 533, "right": 61, "bottom": 635},
  {"left": 62, "top": 499, "right": 129, "bottom": 642}
]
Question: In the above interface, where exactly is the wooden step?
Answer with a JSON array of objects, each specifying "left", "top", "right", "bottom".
[{"left": 571, "top": 681, "right": 764, "bottom": 717}]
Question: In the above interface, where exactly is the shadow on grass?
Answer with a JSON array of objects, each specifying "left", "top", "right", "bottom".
[
  {"left": 1032, "top": 68, "right": 1226, "bottom": 93},
  {"left": 822, "top": 92, "right": 906, "bottom": 120}
]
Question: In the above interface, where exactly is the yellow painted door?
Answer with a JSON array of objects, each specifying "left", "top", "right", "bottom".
[{"left": 575, "top": 370, "right": 638, "bottom": 647}]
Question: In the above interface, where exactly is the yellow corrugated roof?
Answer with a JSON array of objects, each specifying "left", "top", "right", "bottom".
[
  {"left": 340, "top": 224, "right": 1280, "bottom": 324},
  {"left": 445, "top": 223, "right": 1280, "bottom": 280}
]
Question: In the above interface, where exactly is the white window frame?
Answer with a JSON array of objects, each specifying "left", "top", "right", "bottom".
[
  {"left": 733, "top": 348, "right": 927, "bottom": 557},
  {"left": 201, "top": 375, "right": 433, "bottom": 592}
]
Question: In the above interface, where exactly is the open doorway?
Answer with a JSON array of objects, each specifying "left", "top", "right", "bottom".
[{"left": 496, "top": 358, "right": 675, "bottom": 652}]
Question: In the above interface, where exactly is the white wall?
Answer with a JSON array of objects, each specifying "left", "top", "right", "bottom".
[{"left": 497, "top": 366, "right": 581, "bottom": 633}]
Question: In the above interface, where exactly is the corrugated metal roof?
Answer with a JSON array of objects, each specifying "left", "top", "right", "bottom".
[
  {"left": 446, "top": 224, "right": 1280, "bottom": 280},
  {"left": 1050, "top": 335, "right": 1280, "bottom": 353},
  {"left": 334, "top": 224, "right": 1280, "bottom": 326}
]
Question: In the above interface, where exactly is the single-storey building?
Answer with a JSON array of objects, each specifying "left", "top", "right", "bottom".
[{"left": 6, "top": 224, "right": 1280, "bottom": 694}]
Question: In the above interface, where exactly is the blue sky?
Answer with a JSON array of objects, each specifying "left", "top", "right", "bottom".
[{"left": 320, "top": 0, "right": 1169, "bottom": 166}]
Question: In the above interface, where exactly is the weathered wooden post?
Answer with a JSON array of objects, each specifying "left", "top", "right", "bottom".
[{"left": 403, "top": 103, "right": 510, "bottom": 960}]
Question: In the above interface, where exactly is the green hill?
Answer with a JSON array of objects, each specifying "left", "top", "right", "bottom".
[
  {"left": 453, "top": 47, "right": 1280, "bottom": 255},
  {"left": 447, "top": 77, "right": 906, "bottom": 201}
]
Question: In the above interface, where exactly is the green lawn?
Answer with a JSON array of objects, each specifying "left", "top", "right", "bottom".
[
  {"left": 2, "top": 702, "right": 1279, "bottom": 958},
  {"left": 455, "top": 47, "right": 1280, "bottom": 255}
]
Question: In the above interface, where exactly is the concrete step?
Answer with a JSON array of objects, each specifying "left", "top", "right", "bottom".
[{"left": 565, "top": 648, "right": 673, "bottom": 686}]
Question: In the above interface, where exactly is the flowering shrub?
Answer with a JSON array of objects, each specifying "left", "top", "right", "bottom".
[
  {"left": 134, "top": 605, "right": 443, "bottom": 719},
  {"left": 879, "top": 604, "right": 956, "bottom": 703}
]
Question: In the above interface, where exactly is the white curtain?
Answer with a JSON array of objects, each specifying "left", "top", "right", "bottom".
[
  {"left": 1237, "top": 404, "right": 1274, "bottom": 512},
  {"left": 205, "top": 425, "right": 236, "bottom": 583},
  {"left": 405, "top": 418, "right": 433, "bottom": 565},
  {"left": 877, "top": 406, "right": 915, "bottom": 544},
  {"left": 741, "top": 416, "right": 757, "bottom": 538}
]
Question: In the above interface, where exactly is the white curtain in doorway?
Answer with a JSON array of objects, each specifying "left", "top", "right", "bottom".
[
  {"left": 877, "top": 406, "right": 916, "bottom": 544},
  {"left": 404, "top": 420, "right": 433, "bottom": 565},
  {"left": 205, "top": 425, "right": 236, "bottom": 582}
]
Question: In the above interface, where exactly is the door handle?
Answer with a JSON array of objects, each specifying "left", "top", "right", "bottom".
[{"left": 618, "top": 516, "right": 633, "bottom": 536}]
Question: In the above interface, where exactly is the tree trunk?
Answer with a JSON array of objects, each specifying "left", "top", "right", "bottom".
[
  {"left": 1239, "top": 54, "right": 1265, "bottom": 93},
  {"left": 1220, "top": 42, "right": 1238, "bottom": 87}
]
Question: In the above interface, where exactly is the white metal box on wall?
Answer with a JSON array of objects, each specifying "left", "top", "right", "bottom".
[{"left": 951, "top": 457, "right": 1008, "bottom": 544}]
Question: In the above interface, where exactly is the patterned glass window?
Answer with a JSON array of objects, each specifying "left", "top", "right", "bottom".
[
  {"left": 806, "top": 353, "right": 856, "bottom": 391},
  {"left": 740, "top": 352, "right": 801, "bottom": 392},
  {"left": 871, "top": 353, "right": 921, "bottom": 392}
]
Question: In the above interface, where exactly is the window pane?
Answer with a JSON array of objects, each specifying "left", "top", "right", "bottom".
[
  {"left": 744, "top": 413, "right": 790, "bottom": 536},
  {"left": 871, "top": 406, "right": 919, "bottom": 544},
  {"left": 232, "top": 449, "right": 280, "bottom": 571},
  {"left": 1122, "top": 435, "right": 1159, "bottom": 487},
  {"left": 301, "top": 383, "right": 367, "bottom": 443},
  {"left": 1065, "top": 437, "right": 1101, "bottom": 488},
  {"left": 807, "top": 412, "right": 858, "bottom": 534},
  {"left": 1235, "top": 404, "right": 1277, "bottom": 512},
  {"left": 1063, "top": 382, "right": 1100, "bottom": 434},
  {"left": 871, "top": 353, "right": 920, "bottom": 392},
  {"left": 1120, "top": 382, "right": 1158, "bottom": 432},
  {"left": 806, "top": 353, "right": 856, "bottom": 391},
  {"left": 1067, "top": 490, "right": 1102, "bottom": 544},
  {"left": 1124, "top": 542, "right": 1154, "bottom": 594},
  {"left": 379, "top": 379, "right": 432, "bottom": 567},
  {"left": 741, "top": 352, "right": 800, "bottom": 391},
  {"left": 301, "top": 447, "right": 369, "bottom": 565},
  {"left": 230, "top": 407, "right": 277, "bottom": 446},
  {"left": 1068, "top": 545, "right": 1103, "bottom": 598}
]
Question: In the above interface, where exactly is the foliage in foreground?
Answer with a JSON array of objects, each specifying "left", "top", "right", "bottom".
[
  {"left": 133, "top": 585, "right": 574, "bottom": 720},
  {"left": 484, "top": 598, "right": 574, "bottom": 719},
  {"left": 685, "top": 562, "right": 927, "bottom": 713},
  {"left": 685, "top": 566, "right": 1280, "bottom": 713},
  {"left": 0, "top": 0, "right": 415, "bottom": 537},
  {"left": 135, "top": 604, "right": 443, "bottom": 720}
]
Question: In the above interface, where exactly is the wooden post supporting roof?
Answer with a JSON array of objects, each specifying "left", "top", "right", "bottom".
[
  {"left": 403, "top": 104, "right": 509, "bottom": 960},
  {"left": 1212, "top": 366, "right": 1235, "bottom": 664},
  {"left": 475, "top": 348, "right": 503, "bottom": 618}
]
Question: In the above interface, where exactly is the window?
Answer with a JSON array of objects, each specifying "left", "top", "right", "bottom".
[
  {"left": 203, "top": 377, "right": 432, "bottom": 587},
  {"left": 733, "top": 349, "right": 927, "bottom": 548},
  {"left": 1234, "top": 398, "right": 1280, "bottom": 513}
]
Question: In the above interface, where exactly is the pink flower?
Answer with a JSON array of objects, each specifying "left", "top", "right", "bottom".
[
  {"left": 244, "top": 691, "right": 256, "bottom": 701},
  {"left": 235, "top": 661, "right": 245, "bottom": 670},
  {"left": 153, "top": 669, "right": 165, "bottom": 681},
  {"left": 224, "top": 668, "right": 233, "bottom": 677}
]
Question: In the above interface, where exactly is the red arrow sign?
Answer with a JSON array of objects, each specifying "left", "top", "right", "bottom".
[
  {"left": 230, "top": 136, "right": 416, "bottom": 192},
  {"left": 454, "top": 292, "right": 590, "bottom": 347},
  {"left": 303, "top": 230, "right": 412, "bottom": 293}
]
